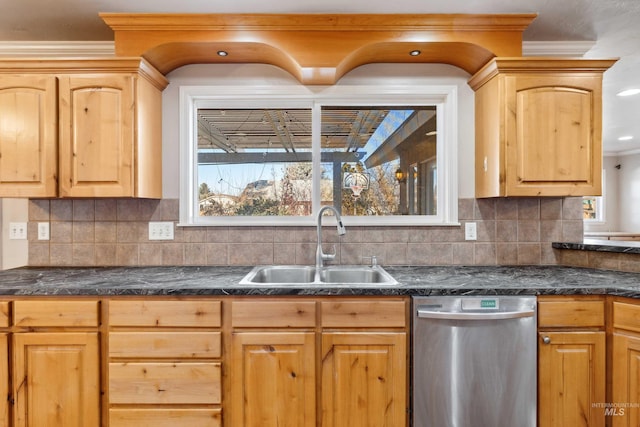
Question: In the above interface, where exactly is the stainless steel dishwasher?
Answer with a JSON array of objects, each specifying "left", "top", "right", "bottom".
[{"left": 412, "top": 295, "right": 537, "bottom": 427}]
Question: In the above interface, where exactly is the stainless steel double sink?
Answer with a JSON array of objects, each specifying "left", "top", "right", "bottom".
[{"left": 239, "top": 264, "right": 399, "bottom": 286}]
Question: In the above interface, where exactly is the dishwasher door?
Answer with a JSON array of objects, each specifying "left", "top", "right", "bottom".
[{"left": 413, "top": 296, "right": 537, "bottom": 427}]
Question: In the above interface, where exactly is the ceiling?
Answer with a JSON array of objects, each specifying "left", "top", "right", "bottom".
[{"left": 2, "top": 0, "right": 640, "bottom": 154}]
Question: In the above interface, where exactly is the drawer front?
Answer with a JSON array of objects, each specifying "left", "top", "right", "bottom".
[
  {"left": 613, "top": 301, "right": 640, "bottom": 333},
  {"left": 321, "top": 300, "right": 407, "bottom": 328},
  {"left": 109, "top": 300, "right": 221, "bottom": 328},
  {"left": 538, "top": 299, "right": 605, "bottom": 328},
  {"left": 0, "top": 302, "right": 9, "bottom": 327},
  {"left": 109, "top": 408, "right": 221, "bottom": 427},
  {"left": 13, "top": 300, "right": 99, "bottom": 327},
  {"left": 231, "top": 300, "right": 316, "bottom": 328},
  {"left": 109, "top": 362, "right": 221, "bottom": 404},
  {"left": 109, "top": 332, "right": 221, "bottom": 358}
]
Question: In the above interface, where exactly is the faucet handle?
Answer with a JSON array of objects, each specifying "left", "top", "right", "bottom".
[
  {"left": 322, "top": 245, "right": 337, "bottom": 261},
  {"left": 362, "top": 255, "right": 378, "bottom": 267}
]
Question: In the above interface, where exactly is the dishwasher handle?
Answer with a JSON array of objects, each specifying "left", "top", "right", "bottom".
[{"left": 416, "top": 308, "right": 535, "bottom": 321}]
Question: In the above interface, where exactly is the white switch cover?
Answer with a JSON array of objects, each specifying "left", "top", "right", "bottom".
[
  {"left": 465, "top": 222, "right": 477, "bottom": 241},
  {"left": 149, "top": 222, "right": 174, "bottom": 240},
  {"left": 9, "top": 222, "right": 27, "bottom": 240},
  {"left": 37, "top": 222, "right": 50, "bottom": 240}
]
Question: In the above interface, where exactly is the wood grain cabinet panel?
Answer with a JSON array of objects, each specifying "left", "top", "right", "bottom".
[
  {"left": 109, "top": 300, "right": 221, "bottom": 328},
  {"left": 13, "top": 299, "right": 99, "bottom": 327},
  {"left": 109, "top": 331, "right": 221, "bottom": 359},
  {"left": 321, "top": 332, "right": 407, "bottom": 427},
  {"left": 0, "top": 75, "right": 57, "bottom": 197},
  {"left": 0, "top": 58, "right": 167, "bottom": 198},
  {"left": 109, "top": 408, "right": 221, "bottom": 427},
  {"left": 469, "top": 58, "right": 616, "bottom": 197},
  {"left": 538, "top": 299, "right": 605, "bottom": 328},
  {"left": 321, "top": 300, "right": 406, "bottom": 328},
  {"left": 612, "top": 332, "right": 640, "bottom": 426},
  {"left": 13, "top": 332, "right": 100, "bottom": 427},
  {"left": 109, "top": 362, "right": 221, "bottom": 405},
  {"left": 0, "top": 334, "right": 8, "bottom": 427},
  {"left": 538, "top": 331, "right": 605, "bottom": 427},
  {"left": 230, "top": 331, "right": 316, "bottom": 427},
  {"left": 58, "top": 75, "right": 134, "bottom": 197}
]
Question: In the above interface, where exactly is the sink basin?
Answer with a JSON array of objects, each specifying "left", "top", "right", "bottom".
[
  {"left": 319, "top": 266, "right": 398, "bottom": 284},
  {"left": 241, "top": 265, "right": 315, "bottom": 284},
  {"left": 239, "top": 265, "right": 398, "bottom": 286}
]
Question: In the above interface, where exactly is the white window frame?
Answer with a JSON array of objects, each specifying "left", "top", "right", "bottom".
[{"left": 179, "top": 84, "right": 459, "bottom": 226}]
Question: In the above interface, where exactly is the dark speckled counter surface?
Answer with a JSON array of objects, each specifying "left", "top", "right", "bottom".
[{"left": 0, "top": 265, "right": 638, "bottom": 298}]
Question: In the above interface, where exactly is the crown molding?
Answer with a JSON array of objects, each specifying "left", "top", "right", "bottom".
[
  {"left": 0, "top": 40, "right": 592, "bottom": 60},
  {"left": 607, "top": 148, "right": 640, "bottom": 157},
  {"left": 0, "top": 41, "right": 115, "bottom": 57},
  {"left": 522, "top": 41, "right": 595, "bottom": 57}
]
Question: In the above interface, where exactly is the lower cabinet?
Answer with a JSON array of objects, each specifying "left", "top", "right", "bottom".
[
  {"left": 11, "top": 300, "right": 101, "bottom": 427},
  {"left": 321, "top": 332, "right": 406, "bottom": 427},
  {"left": 537, "top": 297, "right": 606, "bottom": 427},
  {"left": 228, "top": 298, "right": 408, "bottom": 427},
  {"left": 108, "top": 299, "right": 223, "bottom": 427},
  {"left": 612, "top": 300, "right": 640, "bottom": 426},
  {"left": 230, "top": 331, "right": 316, "bottom": 427},
  {"left": 13, "top": 332, "right": 100, "bottom": 427}
]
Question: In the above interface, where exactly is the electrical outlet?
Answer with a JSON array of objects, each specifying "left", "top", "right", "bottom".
[
  {"left": 465, "top": 222, "right": 477, "bottom": 241},
  {"left": 9, "top": 222, "right": 27, "bottom": 240},
  {"left": 37, "top": 222, "right": 50, "bottom": 240},
  {"left": 149, "top": 222, "right": 174, "bottom": 240}
]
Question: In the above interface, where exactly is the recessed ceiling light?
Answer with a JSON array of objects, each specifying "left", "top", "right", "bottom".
[
  {"left": 618, "top": 135, "right": 634, "bottom": 141},
  {"left": 617, "top": 89, "right": 640, "bottom": 97},
  {"left": 425, "top": 130, "right": 437, "bottom": 136},
  {"left": 217, "top": 50, "right": 228, "bottom": 57},
  {"left": 409, "top": 50, "right": 421, "bottom": 56}
]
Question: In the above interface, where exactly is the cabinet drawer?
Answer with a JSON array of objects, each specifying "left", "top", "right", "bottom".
[
  {"left": 13, "top": 300, "right": 99, "bottom": 327},
  {"left": 231, "top": 300, "right": 316, "bottom": 328},
  {"left": 0, "top": 302, "right": 9, "bottom": 327},
  {"left": 110, "top": 408, "right": 221, "bottom": 427},
  {"left": 109, "top": 332, "right": 221, "bottom": 358},
  {"left": 321, "top": 300, "right": 406, "bottom": 328},
  {"left": 538, "top": 299, "right": 605, "bottom": 328},
  {"left": 109, "top": 300, "right": 221, "bottom": 327},
  {"left": 613, "top": 301, "right": 640, "bottom": 333},
  {"left": 109, "top": 362, "right": 221, "bottom": 404}
]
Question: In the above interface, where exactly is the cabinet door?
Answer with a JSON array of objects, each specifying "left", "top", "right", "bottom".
[
  {"left": 538, "top": 331, "right": 605, "bottom": 427},
  {"left": 0, "top": 334, "right": 8, "bottom": 426},
  {"left": 13, "top": 332, "right": 100, "bottom": 427},
  {"left": 58, "top": 75, "right": 134, "bottom": 197},
  {"left": 230, "top": 331, "right": 315, "bottom": 427},
  {"left": 0, "top": 75, "right": 57, "bottom": 197},
  {"left": 612, "top": 332, "right": 640, "bottom": 426},
  {"left": 507, "top": 75, "right": 602, "bottom": 196},
  {"left": 321, "top": 332, "right": 407, "bottom": 427}
]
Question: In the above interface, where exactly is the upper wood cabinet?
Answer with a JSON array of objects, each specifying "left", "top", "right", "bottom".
[
  {"left": 0, "top": 58, "right": 168, "bottom": 198},
  {"left": 469, "top": 58, "right": 616, "bottom": 197},
  {"left": 0, "top": 75, "right": 57, "bottom": 197}
]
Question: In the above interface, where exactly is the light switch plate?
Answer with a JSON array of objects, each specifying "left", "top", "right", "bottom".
[
  {"left": 9, "top": 222, "right": 27, "bottom": 240},
  {"left": 465, "top": 222, "right": 477, "bottom": 241},
  {"left": 149, "top": 222, "right": 174, "bottom": 240},
  {"left": 37, "top": 222, "right": 50, "bottom": 240}
]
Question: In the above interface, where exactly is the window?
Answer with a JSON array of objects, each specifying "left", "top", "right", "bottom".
[
  {"left": 180, "top": 85, "right": 458, "bottom": 226},
  {"left": 583, "top": 171, "right": 606, "bottom": 222}
]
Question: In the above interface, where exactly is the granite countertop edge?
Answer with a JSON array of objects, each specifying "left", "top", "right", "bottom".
[
  {"left": 553, "top": 240, "right": 640, "bottom": 254},
  {"left": 0, "top": 265, "right": 638, "bottom": 298}
]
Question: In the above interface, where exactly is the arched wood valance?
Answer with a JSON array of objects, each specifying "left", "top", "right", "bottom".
[{"left": 101, "top": 13, "right": 536, "bottom": 84}]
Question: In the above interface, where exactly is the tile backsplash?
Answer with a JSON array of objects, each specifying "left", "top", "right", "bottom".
[{"left": 28, "top": 197, "right": 584, "bottom": 267}]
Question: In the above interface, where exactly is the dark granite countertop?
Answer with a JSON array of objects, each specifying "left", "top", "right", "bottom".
[
  {"left": 553, "top": 239, "right": 640, "bottom": 254},
  {"left": 0, "top": 265, "right": 638, "bottom": 298}
]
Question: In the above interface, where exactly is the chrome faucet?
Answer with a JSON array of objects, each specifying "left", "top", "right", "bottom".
[{"left": 315, "top": 206, "right": 346, "bottom": 271}]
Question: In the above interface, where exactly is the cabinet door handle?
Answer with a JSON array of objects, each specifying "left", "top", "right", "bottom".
[{"left": 542, "top": 336, "right": 551, "bottom": 344}]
